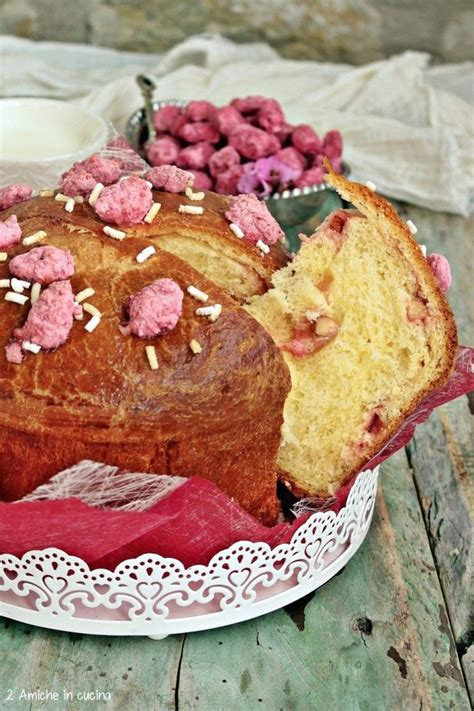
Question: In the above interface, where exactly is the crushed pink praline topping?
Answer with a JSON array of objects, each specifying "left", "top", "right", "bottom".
[
  {"left": 0, "top": 184, "right": 32, "bottom": 211},
  {"left": 95, "top": 176, "right": 153, "bottom": 226},
  {"left": 81, "top": 155, "right": 122, "bottom": 185},
  {"left": 225, "top": 193, "right": 284, "bottom": 245},
  {"left": 5, "top": 341, "right": 23, "bottom": 364},
  {"left": 276, "top": 147, "right": 306, "bottom": 173},
  {"left": 322, "top": 130, "right": 343, "bottom": 162},
  {"left": 0, "top": 215, "right": 22, "bottom": 249},
  {"left": 124, "top": 278, "right": 184, "bottom": 339},
  {"left": 292, "top": 125, "right": 322, "bottom": 155},
  {"left": 60, "top": 166, "right": 97, "bottom": 198},
  {"left": 229, "top": 125, "right": 280, "bottom": 160},
  {"left": 209, "top": 146, "right": 240, "bottom": 177},
  {"left": 147, "top": 136, "right": 181, "bottom": 167},
  {"left": 190, "top": 170, "right": 213, "bottom": 191},
  {"left": 13, "top": 280, "right": 80, "bottom": 353},
  {"left": 9, "top": 246, "right": 74, "bottom": 285},
  {"left": 176, "top": 142, "right": 215, "bottom": 171},
  {"left": 427, "top": 253, "right": 452, "bottom": 293},
  {"left": 145, "top": 165, "right": 194, "bottom": 193}
]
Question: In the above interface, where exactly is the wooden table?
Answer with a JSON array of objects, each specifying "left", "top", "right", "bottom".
[{"left": 0, "top": 205, "right": 472, "bottom": 710}]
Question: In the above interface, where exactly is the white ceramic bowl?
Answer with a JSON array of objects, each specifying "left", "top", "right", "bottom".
[{"left": 0, "top": 98, "right": 108, "bottom": 191}]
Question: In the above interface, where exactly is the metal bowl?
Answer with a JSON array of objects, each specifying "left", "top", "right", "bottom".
[{"left": 125, "top": 101, "right": 349, "bottom": 251}]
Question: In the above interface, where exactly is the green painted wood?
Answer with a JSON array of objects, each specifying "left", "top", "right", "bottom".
[
  {"left": 0, "top": 621, "right": 184, "bottom": 710},
  {"left": 176, "top": 451, "right": 469, "bottom": 711}
]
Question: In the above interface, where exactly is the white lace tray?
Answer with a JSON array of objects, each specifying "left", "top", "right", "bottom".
[{"left": 0, "top": 467, "right": 378, "bottom": 639}]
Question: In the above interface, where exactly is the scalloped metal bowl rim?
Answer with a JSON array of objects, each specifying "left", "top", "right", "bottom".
[{"left": 125, "top": 99, "right": 349, "bottom": 200}]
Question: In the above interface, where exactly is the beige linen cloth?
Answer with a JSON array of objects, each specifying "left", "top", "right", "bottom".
[{"left": 1, "top": 34, "right": 473, "bottom": 214}]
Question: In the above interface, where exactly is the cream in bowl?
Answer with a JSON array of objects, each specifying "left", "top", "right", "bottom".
[{"left": 0, "top": 98, "right": 108, "bottom": 190}]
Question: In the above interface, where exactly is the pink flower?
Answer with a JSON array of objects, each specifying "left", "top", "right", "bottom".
[{"left": 237, "top": 157, "right": 299, "bottom": 197}]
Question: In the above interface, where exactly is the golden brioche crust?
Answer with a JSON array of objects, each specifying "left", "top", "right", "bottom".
[{"left": 0, "top": 193, "right": 291, "bottom": 524}]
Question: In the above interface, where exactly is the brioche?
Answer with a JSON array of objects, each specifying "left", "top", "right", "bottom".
[
  {"left": 0, "top": 191, "right": 290, "bottom": 524},
  {"left": 246, "top": 164, "right": 457, "bottom": 497}
]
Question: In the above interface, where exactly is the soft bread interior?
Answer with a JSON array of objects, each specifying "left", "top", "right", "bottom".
[
  {"left": 151, "top": 230, "right": 269, "bottom": 300},
  {"left": 246, "top": 193, "right": 457, "bottom": 496}
]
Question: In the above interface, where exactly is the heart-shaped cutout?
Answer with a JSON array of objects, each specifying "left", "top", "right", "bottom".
[
  {"left": 137, "top": 582, "right": 162, "bottom": 600},
  {"left": 229, "top": 569, "right": 251, "bottom": 587},
  {"left": 43, "top": 576, "right": 67, "bottom": 594}
]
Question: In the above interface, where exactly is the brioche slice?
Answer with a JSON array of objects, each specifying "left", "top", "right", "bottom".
[{"left": 247, "top": 165, "right": 457, "bottom": 497}]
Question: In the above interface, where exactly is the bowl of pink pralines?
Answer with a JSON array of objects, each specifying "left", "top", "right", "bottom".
[{"left": 126, "top": 96, "right": 348, "bottom": 250}]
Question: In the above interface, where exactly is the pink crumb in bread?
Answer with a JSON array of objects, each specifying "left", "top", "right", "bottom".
[
  {"left": 257, "top": 99, "right": 285, "bottom": 134},
  {"left": 176, "top": 142, "right": 215, "bottom": 171},
  {"left": 147, "top": 136, "right": 181, "bottom": 167},
  {"left": 9, "top": 246, "right": 74, "bottom": 285},
  {"left": 291, "top": 124, "right": 322, "bottom": 155},
  {"left": 94, "top": 175, "right": 153, "bottom": 226},
  {"left": 184, "top": 100, "right": 217, "bottom": 122},
  {"left": 153, "top": 105, "right": 183, "bottom": 133},
  {"left": 81, "top": 155, "right": 122, "bottom": 185},
  {"left": 212, "top": 106, "right": 245, "bottom": 136},
  {"left": 215, "top": 165, "right": 242, "bottom": 195},
  {"left": 13, "top": 280, "right": 80, "bottom": 352},
  {"left": 427, "top": 253, "right": 452, "bottom": 293},
  {"left": 123, "top": 278, "right": 184, "bottom": 339},
  {"left": 0, "top": 184, "right": 32, "bottom": 211},
  {"left": 189, "top": 170, "right": 213, "bottom": 191},
  {"left": 178, "top": 121, "right": 220, "bottom": 145},
  {"left": 209, "top": 146, "right": 240, "bottom": 177},
  {"left": 0, "top": 215, "right": 22, "bottom": 249},
  {"left": 60, "top": 166, "right": 97, "bottom": 198},
  {"left": 145, "top": 165, "right": 194, "bottom": 193},
  {"left": 225, "top": 193, "right": 284, "bottom": 245},
  {"left": 229, "top": 125, "right": 280, "bottom": 160}
]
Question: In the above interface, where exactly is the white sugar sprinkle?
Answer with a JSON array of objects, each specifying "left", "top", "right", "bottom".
[
  {"left": 407, "top": 219, "right": 418, "bottom": 235},
  {"left": 208, "top": 303, "right": 222, "bottom": 322},
  {"left": 104, "top": 225, "right": 126, "bottom": 241},
  {"left": 187, "top": 285, "right": 208, "bottom": 302},
  {"left": 256, "top": 239, "right": 270, "bottom": 254},
  {"left": 0, "top": 279, "right": 10, "bottom": 289},
  {"left": 144, "top": 202, "right": 161, "bottom": 224},
  {"left": 365, "top": 180, "right": 376, "bottom": 191},
  {"left": 146, "top": 345, "right": 159, "bottom": 370},
  {"left": 229, "top": 222, "right": 244, "bottom": 239},
  {"left": 74, "top": 195, "right": 84, "bottom": 204},
  {"left": 0, "top": 253, "right": 7, "bottom": 262},
  {"left": 88, "top": 182, "right": 104, "bottom": 207},
  {"left": 179, "top": 204, "right": 204, "bottom": 215},
  {"left": 11, "top": 277, "right": 31, "bottom": 293},
  {"left": 65, "top": 197, "right": 75, "bottom": 213},
  {"left": 22, "top": 341, "right": 41, "bottom": 354},
  {"left": 39, "top": 188, "right": 55, "bottom": 197},
  {"left": 82, "top": 302, "right": 102, "bottom": 319},
  {"left": 136, "top": 245, "right": 156, "bottom": 263},
  {"left": 189, "top": 339, "right": 202, "bottom": 354},
  {"left": 84, "top": 314, "right": 101, "bottom": 333},
  {"left": 23, "top": 230, "right": 47, "bottom": 246},
  {"left": 5, "top": 291, "right": 28, "bottom": 305},
  {"left": 30, "top": 282, "right": 42, "bottom": 304},
  {"left": 75, "top": 287, "right": 95, "bottom": 304},
  {"left": 420, "top": 244, "right": 427, "bottom": 257},
  {"left": 185, "top": 186, "right": 205, "bottom": 201},
  {"left": 145, "top": 180, "right": 153, "bottom": 189},
  {"left": 196, "top": 305, "right": 216, "bottom": 316},
  {"left": 54, "top": 193, "right": 70, "bottom": 203}
]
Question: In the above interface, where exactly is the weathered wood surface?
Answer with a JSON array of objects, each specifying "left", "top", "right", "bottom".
[{"left": 0, "top": 207, "right": 472, "bottom": 710}]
